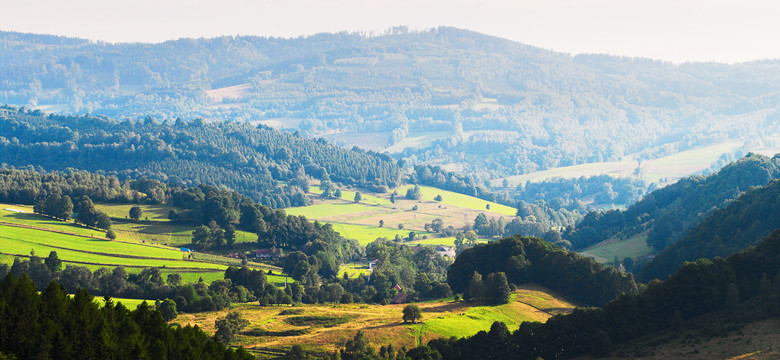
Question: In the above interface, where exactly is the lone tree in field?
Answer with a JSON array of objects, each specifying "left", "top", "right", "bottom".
[
  {"left": 215, "top": 311, "right": 249, "bottom": 344},
  {"left": 406, "top": 185, "right": 423, "bottom": 200},
  {"left": 129, "top": 206, "right": 143, "bottom": 220},
  {"left": 402, "top": 304, "right": 422, "bottom": 324},
  {"left": 354, "top": 191, "right": 362, "bottom": 202}
]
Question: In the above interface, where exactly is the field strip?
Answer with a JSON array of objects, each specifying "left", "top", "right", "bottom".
[
  {"left": 0, "top": 252, "right": 224, "bottom": 271},
  {"left": 4, "top": 236, "right": 180, "bottom": 261},
  {"left": 0, "top": 220, "right": 176, "bottom": 250}
]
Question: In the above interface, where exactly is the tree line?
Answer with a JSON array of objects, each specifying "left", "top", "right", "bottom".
[
  {"left": 448, "top": 235, "right": 638, "bottom": 307},
  {"left": 0, "top": 273, "right": 254, "bottom": 360},
  {"left": 0, "top": 106, "right": 401, "bottom": 207}
]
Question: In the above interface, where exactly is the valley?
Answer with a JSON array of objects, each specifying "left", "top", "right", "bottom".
[{"left": 2, "top": 22, "right": 780, "bottom": 360}]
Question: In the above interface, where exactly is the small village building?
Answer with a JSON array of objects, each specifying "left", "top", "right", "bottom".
[
  {"left": 255, "top": 247, "right": 283, "bottom": 259},
  {"left": 390, "top": 293, "right": 408, "bottom": 304},
  {"left": 435, "top": 246, "right": 456, "bottom": 258}
]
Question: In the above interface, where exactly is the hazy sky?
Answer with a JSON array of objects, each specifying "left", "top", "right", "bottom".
[{"left": 3, "top": 0, "right": 780, "bottom": 63}]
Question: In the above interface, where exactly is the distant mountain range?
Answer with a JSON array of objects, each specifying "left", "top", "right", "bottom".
[{"left": 2, "top": 27, "right": 780, "bottom": 181}]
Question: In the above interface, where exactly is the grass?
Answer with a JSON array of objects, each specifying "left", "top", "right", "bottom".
[
  {"left": 95, "top": 203, "right": 179, "bottom": 221},
  {"left": 396, "top": 185, "right": 517, "bottom": 216},
  {"left": 0, "top": 226, "right": 227, "bottom": 269},
  {"left": 579, "top": 232, "right": 654, "bottom": 263},
  {"left": 338, "top": 263, "right": 372, "bottom": 278},
  {"left": 175, "top": 284, "right": 575, "bottom": 357},
  {"left": 284, "top": 315, "right": 355, "bottom": 328},
  {"left": 284, "top": 202, "right": 389, "bottom": 219},
  {"left": 406, "top": 237, "right": 462, "bottom": 246},
  {"left": 328, "top": 222, "right": 432, "bottom": 246},
  {"left": 493, "top": 138, "right": 772, "bottom": 188},
  {"left": 0, "top": 206, "right": 282, "bottom": 284},
  {"left": 384, "top": 131, "right": 452, "bottom": 154},
  {"left": 285, "top": 183, "right": 517, "bottom": 247}
]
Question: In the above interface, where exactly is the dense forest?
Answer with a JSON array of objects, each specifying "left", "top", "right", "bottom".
[
  {"left": 639, "top": 178, "right": 780, "bottom": 282},
  {"left": 563, "top": 153, "right": 780, "bottom": 251},
  {"left": 0, "top": 274, "right": 254, "bottom": 359},
  {"left": 2, "top": 28, "right": 779, "bottom": 184},
  {"left": 0, "top": 106, "right": 400, "bottom": 207},
  {"left": 363, "top": 230, "right": 780, "bottom": 360},
  {"left": 447, "top": 236, "right": 637, "bottom": 307},
  {"left": 509, "top": 174, "right": 649, "bottom": 209}
]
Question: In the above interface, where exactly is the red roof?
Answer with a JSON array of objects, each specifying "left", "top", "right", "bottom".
[{"left": 390, "top": 293, "right": 408, "bottom": 304}]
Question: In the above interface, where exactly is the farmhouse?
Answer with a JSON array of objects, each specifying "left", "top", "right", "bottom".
[
  {"left": 435, "top": 246, "right": 456, "bottom": 258},
  {"left": 390, "top": 293, "right": 408, "bottom": 304},
  {"left": 255, "top": 247, "right": 283, "bottom": 259}
]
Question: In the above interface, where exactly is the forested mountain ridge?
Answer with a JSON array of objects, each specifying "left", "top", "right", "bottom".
[
  {"left": 638, "top": 178, "right": 780, "bottom": 282},
  {"left": 0, "top": 106, "right": 400, "bottom": 207},
  {"left": 2, "top": 28, "right": 780, "bottom": 181},
  {"left": 564, "top": 153, "right": 780, "bottom": 251}
]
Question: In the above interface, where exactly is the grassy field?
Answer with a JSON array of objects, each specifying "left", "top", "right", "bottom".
[
  {"left": 0, "top": 224, "right": 226, "bottom": 270},
  {"left": 0, "top": 205, "right": 281, "bottom": 284},
  {"left": 579, "top": 232, "right": 654, "bottom": 263},
  {"left": 338, "top": 263, "right": 372, "bottom": 279},
  {"left": 384, "top": 131, "right": 453, "bottom": 154},
  {"left": 396, "top": 185, "right": 517, "bottom": 216},
  {"left": 328, "top": 222, "right": 434, "bottom": 246},
  {"left": 493, "top": 138, "right": 780, "bottom": 188},
  {"left": 284, "top": 202, "right": 392, "bottom": 219},
  {"left": 176, "top": 284, "right": 574, "bottom": 357},
  {"left": 285, "top": 183, "right": 516, "bottom": 246},
  {"left": 307, "top": 186, "right": 391, "bottom": 206},
  {"left": 95, "top": 203, "right": 179, "bottom": 221}
]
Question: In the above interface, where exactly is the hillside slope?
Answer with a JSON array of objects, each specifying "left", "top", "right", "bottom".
[
  {"left": 564, "top": 154, "right": 780, "bottom": 251},
  {"left": 0, "top": 107, "right": 400, "bottom": 206},
  {"left": 638, "top": 178, "right": 780, "bottom": 281},
  {"left": 2, "top": 28, "right": 780, "bottom": 179},
  {"left": 394, "top": 229, "right": 780, "bottom": 360}
]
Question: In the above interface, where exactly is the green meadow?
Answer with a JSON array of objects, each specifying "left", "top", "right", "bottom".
[
  {"left": 396, "top": 184, "right": 517, "bottom": 216},
  {"left": 0, "top": 204, "right": 284, "bottom": 284},
  {"left": 95, "top": 203, "right": 179, "bottom": 221},
  {"left": 579, "top": 232, "right": 654, "bottom": 263},
  {"left": 285, "top": 183, "right": 517, "bottom": 247},
  {"left": 328, "top": 222, "right": 435, "bottom": 246},
  {"left": 0, "top": 225, "right": 226, "bottom": 270},
  {"left": 338, "top": 263, "right": 372, "bottom": 278},
  {"left": 284, "top": 202, "right": 390, "bottom": 219}
]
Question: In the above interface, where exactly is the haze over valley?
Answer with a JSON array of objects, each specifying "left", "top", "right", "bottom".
[{"left": 3, "top": 3, "right": 780, "bottom": 359}]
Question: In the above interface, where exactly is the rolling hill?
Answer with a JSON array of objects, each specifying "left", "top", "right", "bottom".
[
  {"left": 0, "top": 204, "right": 282, "bottom": 284},
  {"left": 3, "top": 28, "right": 780, "bottom": 183},
  {"left": 638, "top": 178, "right": 780, "bottom": 281},
  {"left": 565, "top": 153, "right": 780, "bottom": 255},
  {"left": 0, "top": 106, "right": 400, "bottom": 207}
]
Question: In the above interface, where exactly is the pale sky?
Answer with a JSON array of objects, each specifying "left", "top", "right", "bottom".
[{"left": 3, "top": 0, "right": 780, "bottom": 63}]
